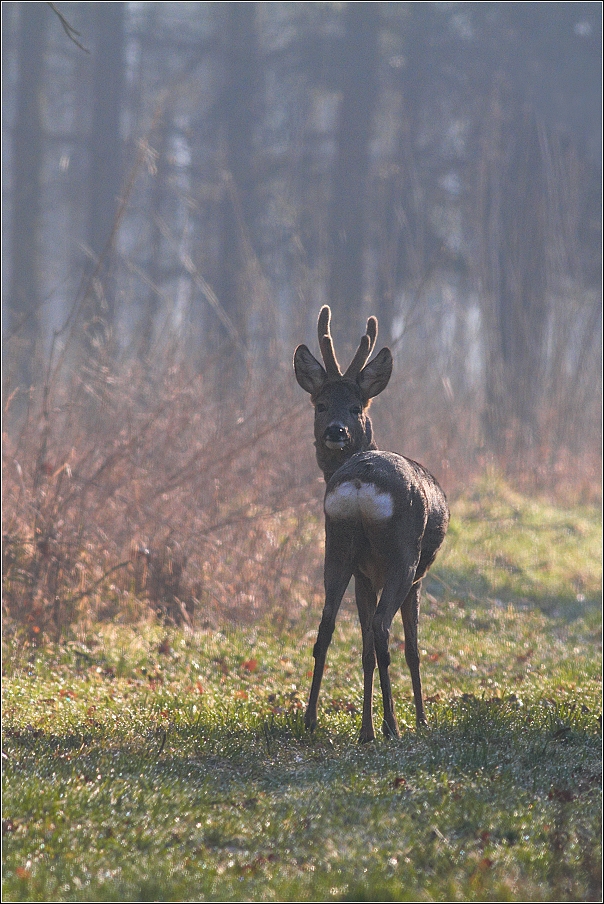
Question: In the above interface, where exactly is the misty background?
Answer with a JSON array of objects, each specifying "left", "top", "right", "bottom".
[{"left": 2, "top": 1, "right": 602, "bottom": 485}]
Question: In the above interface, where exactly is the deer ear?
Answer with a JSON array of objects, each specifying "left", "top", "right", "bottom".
[
  {"left": 357, "top": 347, "right": 393, "bottom": 401},
  {"left": 294, "top": 344, "right": 327, "bottom": 396}
]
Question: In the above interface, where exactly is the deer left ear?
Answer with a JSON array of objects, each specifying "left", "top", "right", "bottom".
[
  {"left": 357, "top": 347, "right": 393, "bottom": 401},
  {"left": 294, "top": 344, "right": 327, "bottom": 396}
]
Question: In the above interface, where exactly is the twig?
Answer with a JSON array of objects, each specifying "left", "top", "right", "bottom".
[
  {"left": 63, "top": 560, "right": 132, "bottom": 607},
  {"left": 47, "top": 3, "right": 90, "bottom": 53}
]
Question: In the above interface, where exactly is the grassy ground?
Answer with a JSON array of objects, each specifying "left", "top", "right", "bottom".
[{"left": 2, "top": 479, "right": 601, "bottom": 902}]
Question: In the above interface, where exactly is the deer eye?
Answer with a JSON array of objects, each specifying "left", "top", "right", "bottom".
[
  {"left": 350, "top": 405, "right": 362, "bottom": 416},
  {"left": 316, "top": 402, "right": 328, "bottom": 413}
]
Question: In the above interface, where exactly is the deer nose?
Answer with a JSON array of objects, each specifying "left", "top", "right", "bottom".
[{"left": 324, "top": 422, "right": 349, "bottom": 447}]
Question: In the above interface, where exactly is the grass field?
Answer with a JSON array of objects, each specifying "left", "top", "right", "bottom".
[{"left": 2, "top": 479, "right": 601, "bottom": 902}]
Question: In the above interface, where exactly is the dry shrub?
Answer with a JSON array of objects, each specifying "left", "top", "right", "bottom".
[{"left": 2, "top": 348, "right": 326, "bottom": 640}]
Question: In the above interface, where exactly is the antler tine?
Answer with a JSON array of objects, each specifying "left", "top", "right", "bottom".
[
  {"left": 366, "top": 316, "right": 378, "bottom": 356},
  {"left": 317, "top": 305, "right": 330, "bottom": 342},
  {"left": 317, "top": 305, "right": 341, "bottom": 376},
  {"left": 343, "top": 315, "right": 379, "bottom": 380}
]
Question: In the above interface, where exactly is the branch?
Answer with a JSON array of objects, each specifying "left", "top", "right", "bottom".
[
  {"left": 47, "top": 3, "right": 90, "bottom": 53},
  {"left": 64, "top": 560, "right": 131, "bottom": 606}
]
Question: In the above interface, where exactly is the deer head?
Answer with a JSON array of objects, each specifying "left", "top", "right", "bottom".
[{"left": 294, "top": 306, "right": 393, "bottom": 481}]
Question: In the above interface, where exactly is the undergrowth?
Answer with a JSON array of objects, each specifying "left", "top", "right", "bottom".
[{"left": 3, "top": 352, "right": 325, "bottom": 639}]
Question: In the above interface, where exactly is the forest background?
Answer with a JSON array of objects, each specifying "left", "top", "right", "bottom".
[{"left": 2, "top": 1, "right": 601, "bottom": 633}]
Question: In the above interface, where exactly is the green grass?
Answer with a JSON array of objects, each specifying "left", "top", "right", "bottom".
[
  {"left": 439, "top": 474, "right": 601, "bottom": 617},
  {"left": 2, "top": 481, "right": 601, "bottom": 902}
]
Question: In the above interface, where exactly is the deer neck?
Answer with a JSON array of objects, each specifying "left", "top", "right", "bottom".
[{"left": 316, "top": 421, "right": 377, "bottom": 483}]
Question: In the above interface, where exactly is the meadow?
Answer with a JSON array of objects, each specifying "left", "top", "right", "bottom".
[{"left": 2, "top": 478, "right": 601, "bottom": 902}]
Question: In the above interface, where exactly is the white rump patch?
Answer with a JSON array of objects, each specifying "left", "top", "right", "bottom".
[{"left": 324, "top": 481, "right": 394, "bottom": 522}]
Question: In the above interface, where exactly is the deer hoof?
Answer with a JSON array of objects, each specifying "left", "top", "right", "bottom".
[{"left": 358, "top": 728, "right": 376, "bottom": 743}]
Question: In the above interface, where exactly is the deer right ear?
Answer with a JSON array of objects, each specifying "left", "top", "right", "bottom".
[
  {"left": 294, "top": 345, "right": 327, "bottom": 396},
  {"left": 357, "top": 347, "right": 393, "bottom": 401}
]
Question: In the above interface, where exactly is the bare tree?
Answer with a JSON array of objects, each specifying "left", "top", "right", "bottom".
[
  {"left": 84, "top": 1, "right": 125, "bottom": 348},
  {"left": 7, "top": 1, "right": 48, "bottom": 388},
  {"left": 477, "top": 87, "right": 548, "bottom": 455},
  {"left": 327, "top": 2, "right": 380, "bottom": 350},
  {"left": 215, "top": 1, "right": 261, "bottom": 394}
]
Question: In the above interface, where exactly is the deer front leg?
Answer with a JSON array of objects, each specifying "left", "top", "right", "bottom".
[
  {"left": 354, "top": 571, "right": 378, "bottom": 742},
  {"left": 401, "top": 580, "right": 427, "bottom": 727},
  {"left": 305, "top": 545, "right": 353, "bottom": 732}
]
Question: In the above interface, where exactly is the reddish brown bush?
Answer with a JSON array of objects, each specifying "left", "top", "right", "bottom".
[{"left": 3, "top": 351, "right": 325, "bottom": 639}]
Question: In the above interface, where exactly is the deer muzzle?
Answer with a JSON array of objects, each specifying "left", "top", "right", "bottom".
[{"left": 323, "top": 422, "right": 351, "bottom": 450}]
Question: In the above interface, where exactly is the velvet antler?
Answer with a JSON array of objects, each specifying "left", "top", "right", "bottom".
[
  {"left": 317, "top": 305, "right": 341, "bottom": 377},
  {"left": 343, "top": 316, "right": 378, "bottom": 380}
]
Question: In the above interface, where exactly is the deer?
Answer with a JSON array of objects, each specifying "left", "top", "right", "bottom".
[{"left": 294, "top": 306, "right": 449, "bottom": 742}]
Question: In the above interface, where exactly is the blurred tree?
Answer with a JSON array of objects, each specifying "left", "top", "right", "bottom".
[
  {"left": 215, "top": 1, "right": 261, "bottom": 394},
  {"left": 327, "top": 1, "right": 380, "bottom": 350},
  {"left": 136, "top": 2, "right": 169, "bottom": 359},
  {"left": 477, "top": 95, "right": 548, "bottom": 453},
  {"left": 7, "top": 1, "right": 47, "bottom": 386},
  {"left": 374, "top": 2, "right": 464, "bottom": 342},
  {"left": 84, "top": 0, "right": 125, "bottom": 349},
  {"left": 470, "top": 1, "right": 601, "bottom": 458}
]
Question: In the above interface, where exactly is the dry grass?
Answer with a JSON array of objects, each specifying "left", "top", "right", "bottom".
[
  {"left": 2, "top": 348, "right": 327, "bottom": 640},
  {"left": 3, "top": 336, "right": 600, "bottom": 640}
]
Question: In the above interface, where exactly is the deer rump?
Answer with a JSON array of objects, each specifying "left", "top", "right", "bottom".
[{"left": 323, "top": 450, "right": 448, "bottom": 596}]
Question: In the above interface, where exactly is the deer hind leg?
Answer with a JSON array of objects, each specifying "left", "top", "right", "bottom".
[
  {"left": 354, "top": 571, "right": 378, "bottom": 742},
  {"left": 373, "top": 564, "right": 417, "bottom": 739},
  {"left": 400, "top": 580, "right": 427, "bottom": 727},
  {"left": 305, "top": 541, "right": 354, "bottom": 732}
]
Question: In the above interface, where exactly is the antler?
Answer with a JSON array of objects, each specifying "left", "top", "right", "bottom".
[
  {"left": 317, "top": 305, "right": 341, "bottom": 376},
  {"left": 317, "top": 307, "right": 380, "bottom": 380},
  {"left": 343, "top": 315, "right": 378, "bottom": 380}
]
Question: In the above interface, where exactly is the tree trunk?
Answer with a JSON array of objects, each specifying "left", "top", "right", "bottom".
[
  {"left": 85, "top": 1, "right": 125, "bottom": 348},
  {"left": 8, "top": 1, "right": 47, "bottom": 388},
  {"left": 215, "top": 1, "right": 260, "bottom": 397},
  {"left": 478, "top": 88, "right": 548, "bottom": 457},
  {"left": 327, "top": 2, "right": 379, "bottom": 351}
]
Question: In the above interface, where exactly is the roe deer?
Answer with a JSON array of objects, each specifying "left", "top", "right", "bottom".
[{"left": 294, "top": 306, "right": 449, "bottom": 741}]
